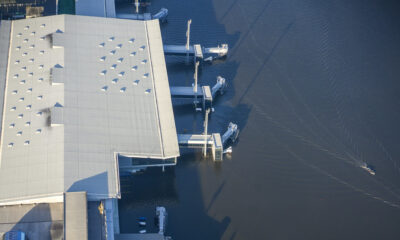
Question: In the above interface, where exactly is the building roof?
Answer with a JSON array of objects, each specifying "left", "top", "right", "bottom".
[
  {"left": 0, "top": 15, "right": 179, "bottom": 205},
  {"left": 64, "top": 192, "right": 88, "bottom": 240}
]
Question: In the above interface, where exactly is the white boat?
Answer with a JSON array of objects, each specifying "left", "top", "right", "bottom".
[
  {"left": 138, "top": 221, "right": 146, "bottom": 226},
  {"left": 361, "top": 163, "right": 375, "bottom": 175},
  {"left": 139, "top": 230, "right": 146, "bottom": 234}
]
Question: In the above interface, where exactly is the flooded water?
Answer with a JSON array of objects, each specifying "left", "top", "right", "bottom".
[{"left": 117, "top": 0, "right": 400, "bottom": 239}]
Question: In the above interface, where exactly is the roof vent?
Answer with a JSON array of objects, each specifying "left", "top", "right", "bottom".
[
  {"left": 101, "top": 86, "right": 108, "bottom": 91},
  {"left": 56, "top": 29, "right": 64, "bottom": 33},
  {"left": 26, "top": 88, "right": 32, "bottom": 93},
  {"left": 130, "top": 52, "right": 136, "bottom": 56},
  {"left": 18, "top": 114, "right": 23, "bottom": 119},
  {"left": 120, "top": 87, "right": 126, "bottom": 92},
  {"left": 25, "top": 121, "right": 31, "bottom": 126},
  {"left": 145, "top": 89, "right": 151, "bottom": 94},
  {"left": 40, "top": 36, "right": 46, "bottom": 40},
  {"left": 16, "top": 131, "right": 22, "bottom": 136},
  {"left": 8, "top": 143, "right": 14, "bottom": 148},
  {"left": 39, "top": 50, "right": 45, "bottom": 55},
  {"left": 38, "top": 65, "right": 44, "bottom": 69},
  {"left": 99, "top": 42, "right": 105, "bottom": 47},
  {"left": 36, "top": 111, "right": 42, "bottom": 116},
  {"left": 100, "top": 56, "right": 106, "bottom": 62},
  {"left": 141, "top": 59, "right": 147, "bottom": 64},
  {"left": 28, "top": 72, "right": 33, "bottom": 76},
  {"left": 30, "top": 31, "right": 35, "bottom": 36},
  {"left": 40, "top": 24, "right": 46, "bottom": 28},
  {"left": 38, "top": 78, "right": 44, "bottom": 82},
  {"left": 112, "top": 78, "right": 118, "bottom": 84},
  {"left": 12, "top": 90, "right": 17, "bottom": 95},
  {"left": 17, "top": 33, "right": 22, "bottom": 37},
  {"left": 37, "top": 95, "right": 43, "bottom": 100},
  {"left": 118, "top": 71, "right": 125, "bottom": 77},
  {"left": 13, "top": 74, "right": 19, "bottom": 78},
  {"left": 109, "top": 50, "right": 116, "bottom": 55},
  {"left": 51, "top": 103, "right": 64, "bottom": 127},
  {"left": 23, "top": 39, "right": 28, "bottom": 43},
  {"left": 10, "top": 107, "right": 16, "bottom": 111},
  {"left": 15, "top": 46, "right": 21, "bottom": 51},
  {"left": 24, "top": 26, "right": 29, "bottom": 30},
  {"left": 128, "top": 38, "right": 135, "bottom": 43},
  {"left": 29, "top": 44, "right": 35, "bottom": 49},
  {"left": 110, "top": 64, "right": 117, "bottom": 69},
  {"left": 19, "top": 80, "right": 26, "bottom": 84},
  {"left": 139, "top": 45, "right": 145, "bottom": 51},
  {"left": 131, "top": 66, "right": 138, "bottom": 71},
  {"left": 21, "top": 66, "right": 26, "bottom": 71},
  {"left": 133, "top": 80, "right": 139, "bottom": 85},
  {"left": 26, "top": 105, "right": 31, "bottom": 110},
  {"left": 15, "top": 60, "right": 20, "bottom": 64},
  {"left": 117, "top": 58, "right": 123, "bottom": 63},
  {"left": 100, "top": 70, "right": 107, "bottom": 75},
  {"left": 108, "top": 37, "right": 115, "bottom": 42},
  {"left": 24, "top": 140, "right": 30, "bottom": 146},
  {"left": 143, "top": 73, "right": 149, "bottom": 78},
  {"left": 9, "top": 123, "right": 15, "bottom": 128},
  {"left": 36, "top": 129, "right": 42, "bottom": 134},
  {"left": 18, "top": 97, "right": 24, "bottom": 102},
  {"left": 22, "top": 52, "right": 27, "bottom": 56},
  {"left": 116, "top": 44, "right": 122, "bottom": 49}
]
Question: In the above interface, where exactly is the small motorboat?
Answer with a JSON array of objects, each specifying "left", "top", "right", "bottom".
[
  {"left": 361, "top": 163, "right": 376, "bottom": 175},
  {"left": 138, "top": 221, "right": 146, "bottom": 226},
  {"left": 138, "top": 217, "right": 146, "bottom": 226},
  {"left": 139, "top": 229, "right": 146, "bottom": 234}
]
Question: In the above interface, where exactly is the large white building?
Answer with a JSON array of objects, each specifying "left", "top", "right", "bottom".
[{"left": 0, "top": 15, "right": 180, "bottom": 239}]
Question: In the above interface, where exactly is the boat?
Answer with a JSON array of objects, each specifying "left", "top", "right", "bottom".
[
  {"left": 139, "top": 230, "right": 146, "bottom": 234},
  {"left": 138, "top": 216, "right": 146, "bottom": 226},
  {"left": 138, "top": 221, "right": 146, "bottom": 226},
  {"left": 361, "top": 163, "right": 375, "bottom": 175}
]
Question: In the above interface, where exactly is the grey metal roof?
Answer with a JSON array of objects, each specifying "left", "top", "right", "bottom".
[
  {"left": 0, "top": 20, "right": 11, "bottom": 145},
  {"left": 64, "top": 192, "right": 88, "bottom": 240},
  {"left": 0, "top": 15, "right": 179, "bottom": 205}
]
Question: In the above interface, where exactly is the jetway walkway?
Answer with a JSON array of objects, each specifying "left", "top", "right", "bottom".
[{"left": 178, "top": 122, "right": 239, "bottom": 161}]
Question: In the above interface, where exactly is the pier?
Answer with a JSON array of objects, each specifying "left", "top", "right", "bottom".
[
  {"left": 163, "top": 44, "right": 228, "bottom": 62},
  {"left": 170, "top": 76, "right": 226, "bottom": 110},
  {"left": 178, "top": 122, "right": 239, "bottom": 161},
  {"left": 163, "top": 19, "right": 228, "bottom": 63}
]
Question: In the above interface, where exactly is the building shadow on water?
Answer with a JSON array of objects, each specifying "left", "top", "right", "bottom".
[{"left": 118, "top": 162, "right": 231, "bottom": 239}]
